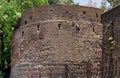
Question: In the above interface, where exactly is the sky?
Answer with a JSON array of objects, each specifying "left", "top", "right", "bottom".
[{"left": 73, "top": 0, "right": 110, "bottom": 8}]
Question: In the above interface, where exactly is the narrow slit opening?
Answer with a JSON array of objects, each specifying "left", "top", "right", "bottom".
[
  {"left": 111, "top": 22, "right": 113, "bottom": 26},
  {"left": 50, "top": 9, "right": 53, "bottom": 12},
  {"left": 66, "top": 11, "right": 69, "bottom": 14},
  {"left": 25, "top": 21, "right": 27, "bottom": 25},
  {"left": 93, "top": 27, "right": 94, "bottom": 32},
  {"left": 72, "top": 22, "right": 75, "bottom": 27},
  {"left": 83, "top": 11, "right": 86, "bottom": 14},
  {"left": 58, "top": 23, "right": 61, "bottom": 30},
  {"left": 22, "top": 31, "right": 24, "bottom": 36},
  {"left": 76, "top": 27, "right": 80, "bottom": 31},
  {"left": 29, "top": 16, "right": 32, "bottom": 20},
  {"left": 76, "top": 23, "right": 80, "bottom": 32},
  {"left": 37, "top": 25, "right": 39, "bottom": 31}
]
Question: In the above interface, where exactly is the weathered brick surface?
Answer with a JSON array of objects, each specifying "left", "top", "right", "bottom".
[
  {"left": 102, "top": 5, "right": 120, "bottom": 78},
  {"left": 11, "top": 5, "right": 103, "bottom": 78}
]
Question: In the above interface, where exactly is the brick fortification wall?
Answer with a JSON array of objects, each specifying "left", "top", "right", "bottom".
[
  {"left": 102, "top": 5, "right": 120, "bottom": 78},
  {"left": 11, "top": 5, "right": 103, "bottom": 78}
]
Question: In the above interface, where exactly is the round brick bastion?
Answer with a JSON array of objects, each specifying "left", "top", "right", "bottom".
[{"left": 11, "top": 5, "right": 103, "bottom": 78}]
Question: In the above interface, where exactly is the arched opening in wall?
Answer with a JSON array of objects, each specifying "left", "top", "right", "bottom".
[
  {"left": 83, "top": 11, "right": 86, "bottom": 14},
  {"left": 22, "top": 31, "right": 24, "bottom": 36}
]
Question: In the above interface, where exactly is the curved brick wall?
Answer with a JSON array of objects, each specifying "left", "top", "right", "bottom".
[
  {"left": 11, "top": 5, "right": 103, "bottom": 78},
  {"left": 102, "top": 5, "right": 120, "bottom": 78}
]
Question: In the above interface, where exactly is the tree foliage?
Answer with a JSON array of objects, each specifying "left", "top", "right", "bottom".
[
  {"left": 48, "top": 0, "right": 60, "bottom": 4},
  {"left": 21, "top": 0, "right": 48, "bottom": 11},
  {"left": 0, "top": 0, "right": 48, "bottom": 78},
  {"left": 107, "top": 0, "right": 120, "bottom": 7},
  {"left": 101, "top": 0, "right": 107, "bottom": 11},
  {"left": 59, "top": 0, "right": 74, "bottom": 5},
  {"left": 48, "top": 0, "right": 75, "bottom": 5}
]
